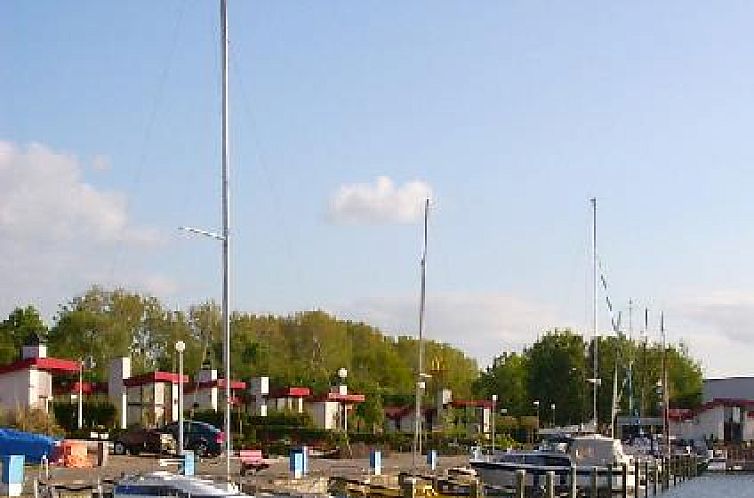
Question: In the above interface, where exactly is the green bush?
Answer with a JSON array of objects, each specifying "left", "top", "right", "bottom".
[{"left": 53, "top": 402, "right": 117, "bottom": 433}]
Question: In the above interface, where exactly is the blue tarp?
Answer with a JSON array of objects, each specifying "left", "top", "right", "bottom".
[{"left": 0, "top": 428, "right": 59, "bottom": 464}]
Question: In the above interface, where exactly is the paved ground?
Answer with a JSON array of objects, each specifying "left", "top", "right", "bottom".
[{"left": 39, "top": 451, "right": 471, "bottom": 489}]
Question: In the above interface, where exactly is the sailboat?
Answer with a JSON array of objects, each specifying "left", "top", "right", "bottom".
[{"left": 469, "top": 199, "right": 636, "bottom": 494}]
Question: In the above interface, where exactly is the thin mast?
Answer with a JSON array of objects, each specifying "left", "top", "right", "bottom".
[
  {"left": 661, "top": 312, "right": 669, "bottom": 455},
  {"left": 591, "top": 198, "right": 598, "bottom": 429},
  {"left": 412, "top": 198, "right": 430, "bottom": 472},
  {"left": 220, "top": 0, "right": 232, "bottom": 481}
]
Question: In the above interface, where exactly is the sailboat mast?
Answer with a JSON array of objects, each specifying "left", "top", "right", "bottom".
[
  {"left": 412, "top": 198, "right": 430, "bottom": 472},
  {"left": 220, "top": 0, "right": 232, "bottom": 480},
  {"left": 591, "top": 198, "right": 598, "bottom": 429},
  {"left": 661, "top": 312, "right": 669, "bottom": 455}
]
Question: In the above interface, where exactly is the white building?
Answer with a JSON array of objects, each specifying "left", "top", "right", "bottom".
[{"left": 0, "top": 334, "right": 79, "bottom": 414}]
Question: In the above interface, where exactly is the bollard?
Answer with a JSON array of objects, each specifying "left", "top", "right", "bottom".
[
  {"left": 300, "top": 446, "right": 309, "bottom": 475},
  {"left": 607, "top": 463, "right": 613, "bottom": 495},
  {"left": 545, "top": 471, "right": 555, "bottom": 498},
  {"left": 1, "top": 455, "right": 25, "bottom": 497},
  {"left": 590, "top": 467, "right": 598, "bottom": 498},
  {"left": 181, "top": 450, "right": 195, "bottom": 476},
  {"left": 97, "top": 441, "right": 108, "bottom": 467},
  {"left": 569, "top": 465, "right": 577, "bottom": 498},
  {"left": 515, "top": 469, "right": 526, "bottom": 498},
  {"left": 370, "top": 449, "right": 382, "bottom": 476},
  {"left": 290, "top": 451, "right": 304, "bottom": 479},
  {"left": 621, "top": 462, "right": 628, "bottom": 498},
  {"left": 427, "top": 450, "right": 438, "bottom": 471},
  {"left": 33, "top": 479, "right": 38, "bottom": 498}
]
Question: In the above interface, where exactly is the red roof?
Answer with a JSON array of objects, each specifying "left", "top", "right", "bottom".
[
  {"left": 385, "top": 406, "right": 411, "bottom": 419},
  {"left": 0, "top": 357, "right": 80, "bottom": 375},
  {"left": 124, "top": 371, "right": 189, "bottom": 387},
  {"left": 310, "top": 392, "right": 366, "bottom": 404},
  {"left": 185, "top": 378, "right": 247, "bottom": 393},
  {"left": 270, "top": 387, "right": 311, "bottom": 398},
  {"left": 451, "top": 399, "right": 493, "bottom": 409}
]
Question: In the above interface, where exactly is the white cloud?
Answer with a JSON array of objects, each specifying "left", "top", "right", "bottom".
[
  {"left": 0, "top": 140, "right": 169, "bottom": 318},
  {"left": 328, "top": 176, "right": 433, "bottom": 224},
  {"left": 667, "top": 290, "right": 754, "bottom": 376},
  {"left": 331, "top": 291, "right": 562, "bottom": 368}
]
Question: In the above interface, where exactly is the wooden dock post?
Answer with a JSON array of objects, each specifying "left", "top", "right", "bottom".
[
  {"left": 569, "top": 465, "right": 577, "bottom": 498},
  {"left": 515, "top": 469, "right": 526, "bottom": 498},
  {"left": 643, "top": 461, "right": 649, "bottom": 498},
  {"left": 545, "top": 471, "right": 555, "bottom": 498},
  {"left": 590, "top": 467, "right": 598, "bottom": 498},
  {"left": 673, "top": 456, "right": 677, "bottom": 486},
  {"left": 653, "top": 460, "right": 658, "bottom": 495},
  {"left": 621, "top": 463, "right": 628, "bottom": 498}
]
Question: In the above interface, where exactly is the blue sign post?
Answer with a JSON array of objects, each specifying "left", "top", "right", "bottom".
[
  {"left": 181, "top": 450, "right": 195, "bottom": 476},
  {"left": 426, "top": 450, "right": 437, "bottom": 471},
  {"left": 1, "top": 455, "right": 25, "bottom": 497},
  {"left": 369, "top": 449, "right": 382, "bottom": 476},
  {"left": 289, "top": 451, "right": 304, "bottom": 479}
]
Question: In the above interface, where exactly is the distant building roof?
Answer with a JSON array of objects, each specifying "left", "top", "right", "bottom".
[
  {"left": 185, "top": 378, "right": 246, "bottom": 393},
  {"left": 451, "top": 399, "right": 493, "bottom": 409},
  {"left": 0, "top": 357, "right": 79, "bottom": 375},
  {"left": 123, "top": 371, "right": 188, "bottom": 387},
  {"left": 269, "top": 387, "right": 311, "bottom": 398},
  {"left": 310, "top": 392, "right": 365, "bottom": 404}
]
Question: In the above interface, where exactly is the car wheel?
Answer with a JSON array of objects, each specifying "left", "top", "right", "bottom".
[
  {"left": 114, "top": 442, "right": 127, "bottom": 455},
  {"left": 194, "top": 442, "right": 208, "bottom": 458}
]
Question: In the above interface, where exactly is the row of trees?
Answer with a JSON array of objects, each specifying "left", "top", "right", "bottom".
[
  {"left": 0, "top": 286, "right": 703, "bottom": 431},
  {"left": 474, "top": 329, "right": 703, "bottom": 426}
]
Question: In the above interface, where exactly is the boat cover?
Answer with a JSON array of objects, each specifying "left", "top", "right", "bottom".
[{"left": 0, "top": 428, "right": 59, "bottom": 463}]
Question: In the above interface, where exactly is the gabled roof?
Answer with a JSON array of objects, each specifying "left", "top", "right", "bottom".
[{"left": 0, "top": 357, "right": 79, "bottom": 375}]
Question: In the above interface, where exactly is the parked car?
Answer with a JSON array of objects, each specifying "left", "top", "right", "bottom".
[
  {"left": 113, "top": 426, "right": 176, "bottom": 456},
  {"left": 160, "top": 421, "right": 224, "bottom": 457}
]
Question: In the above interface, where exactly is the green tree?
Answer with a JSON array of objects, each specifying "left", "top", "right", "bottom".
[{"left": 0, "top": 306, "right": 48, "bottom": 364}]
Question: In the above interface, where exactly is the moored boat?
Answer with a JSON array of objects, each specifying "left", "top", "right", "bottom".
[
  {"left": 113, "top": 472, "right": 250, "bottom": 498},
  {"left": 470, "top": 434, "right": 636, "bottom": 493}
]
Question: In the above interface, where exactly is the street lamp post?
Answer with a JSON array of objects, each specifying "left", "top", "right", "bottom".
[
  {"left": 338, "top": 368, "right": 348, "bottom": 433},
  {"left": 175, "top": 341, "right": 186, "bottom": 453},
  {"left": 77, "top": 356, "right": 95, "bottom": 430},
  {"left": 491, "top": 394, "right": 498, "bottom": 455}
]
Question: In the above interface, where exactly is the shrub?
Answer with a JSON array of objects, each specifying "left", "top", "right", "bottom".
[{"left": 0, "top": 407, "right": 65, "bottom": 437}]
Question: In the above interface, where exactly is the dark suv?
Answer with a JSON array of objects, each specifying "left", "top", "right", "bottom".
[
  {"left": 113, "top": 426, "right": 176, "bottom": 456},
  {"left": 161, "top": 421, "right": 224, "bottom": 457}
]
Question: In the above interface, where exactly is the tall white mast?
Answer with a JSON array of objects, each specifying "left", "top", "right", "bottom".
[
  {"left": 220, "top": 0, "right": 232, "bottom": 481},
  {"left": 412, "top": 198, "right": 430, "bottom": 472},
  {"left": 591, "top": 197, "right": 598, "bottom": 429}
]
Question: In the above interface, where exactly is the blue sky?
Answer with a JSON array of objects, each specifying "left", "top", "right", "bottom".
[{"left": 3, "top": 1, "right": 754, "bottom": 376}]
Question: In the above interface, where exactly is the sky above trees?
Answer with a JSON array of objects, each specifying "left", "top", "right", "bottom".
[{"left": 3, "top": 2, "right": 754, "bottom": 375}]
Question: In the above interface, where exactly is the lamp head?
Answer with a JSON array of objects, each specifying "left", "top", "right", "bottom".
[{"left": 175, "top": 340, "right": 186, "bottom": 353}]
